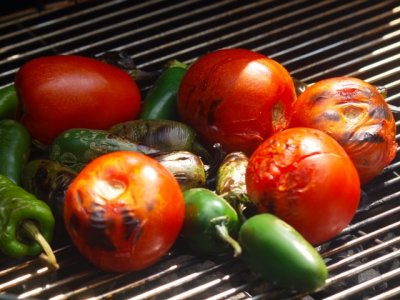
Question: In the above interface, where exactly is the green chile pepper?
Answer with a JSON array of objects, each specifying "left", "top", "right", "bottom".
[
  {"left": 0, "top": 84, "right": 19, "bottom": 120},
  {"left": 238, "top": 213, "right": 328, "bottom": 293},
  {"left": 49, "top": 128, "right": 160, "bottom": 172},
  {"left": 0, "top": 174, "right": 58, "bottom": 268},
  {"left": 22, "top": 159, "right": 77, "bottom": 220},
  {"left": 181, "top": 187, "right": 242, "bottom": 257},
  {"left": 140, "top": 60, "right": 187, "bottom": 120},
  {"left": 109, "top": 119, "right": 212, "bottom": 164},
  {"left": 0, "top": 119, "right": 31, "bottom": 185}
]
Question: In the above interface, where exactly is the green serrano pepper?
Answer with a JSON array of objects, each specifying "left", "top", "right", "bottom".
[
  {"left": 0, "top": 84, "right": 19, "bottom": 120},
  {"left": 238, "top": 213, "right": 328, "bottom": 293},
  {"left": 0, "top": 119, "right": 30, "bottom": 185},
  {"left": 140, "top": 60, "right": 187, "bottom": 120},
  {"left": 0, "top": 174, "right": 57, "bottom": 268},
  {"left": 49, "top": 128, "right": 160, "bottom": 172},
  {"left": 181, "top": 188, "right": 241, "bottom": 257},
  {"left": 22, "top": 159, "right": 77, "bottom": 220}
]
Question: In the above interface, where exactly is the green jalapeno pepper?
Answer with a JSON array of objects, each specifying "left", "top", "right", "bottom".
[
  {"left": 181, "top": 187, "right": 241, "bottom": 257},
  {"left": 22, "top": 159, "right": 77, "bottom": 220},
  {"left": 0, "top": 119, "right": 31, "bottom": 185},
  {"left": 0, "top": 84, "right": 19, "bottom": 120},
  {"left": 0, "top": 174, "right": 57, "bottom": 268},
  {"left": 238, "top": 213, "right": 328, "bottom": 293},
  {"left": 109, "top": 119, "right": 212, "bottom": 164},
  {"left": 49, "top": 128, "right": 160, "bottom": 172},
  {"left": 140, "top": 60, "right": 188, "bottom": 120}
]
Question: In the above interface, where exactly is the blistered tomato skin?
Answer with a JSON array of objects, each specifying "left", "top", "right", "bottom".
[
  {"left": 15, "top": 55, "right": 142, "bottom": 145},
  {"left": 246, "top": 127, "right": 361, "bottom": 245},
  {"left": 290, "top": 77, "right": 397, "bottom": 184},
  {"left": 178, "top": 48, "right": 296, "bottom": 155},
  {"left": 64, "top": 151, "right": 185, "bottom": 272}
]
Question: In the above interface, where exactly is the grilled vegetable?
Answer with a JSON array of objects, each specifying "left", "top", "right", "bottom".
[
  {"left": 109, "top": 119, "right": 212, "bottom": 163},
  {"left": 0, "top": 119, "right": 30, "bottom": 185},
  {"left": 0, "top": 84, "right": 19, "bottom": 120},
  {"left": 22, "top": 159, "right": 77, "bottom": 220},
  {"left": 140, "top": 60, "right": 188, "bottom": 120},
  {"left": 150, "top": 151, "right": 206, "bottom": 191},
  {"left": 181, "top": 188, "right": 241, "bottom": 257},
  {"left": 49, "top": 128, "right": 160, "bottom": 172},
  {"left": 0, "top": 174, "right": 57, "bottom": 268},
  {"left": 238, "top": 213, "right": 328, "bottom": 293}
]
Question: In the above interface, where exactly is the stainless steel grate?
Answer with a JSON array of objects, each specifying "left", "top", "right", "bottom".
[{"left": 0, "top": 0, "right": 399, "bottom": 299}]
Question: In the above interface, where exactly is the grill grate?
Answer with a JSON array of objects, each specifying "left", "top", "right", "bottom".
[{"left": 0, "top": 0, "right": 400, "bottom": 299}]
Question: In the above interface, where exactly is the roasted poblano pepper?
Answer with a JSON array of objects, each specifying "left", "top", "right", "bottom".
[
  {"left": 0, "top": 84, "right": 19, "bottom": 120},
  {"left": 150, "top": 151, "right": 207, "bottom": 191},
  {"left": 22, "top": 159, "right": 77, "bottom": 220},
  {"left": 140, "top": 60, "right": 188, "bottom": 120},
  {"left": 0, "top": 119, "right": 30, "bottom": 185},
  {"left": 0, "top": 174, "right": 58, "bottom": 268},
  {"left": 49, "top": 128, "right": 160, "bottom": 172},
  {"left": 181, "top": 187, "right": 241, "bottom": 257},
  {"left": 109, "top": 119, "right": 212, "bottom": 164},
  {"left": 238, "top": 213, "right": 328, "bottom": 293}
]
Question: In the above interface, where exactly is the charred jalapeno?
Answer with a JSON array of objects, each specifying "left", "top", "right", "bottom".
[
  {"left": 22, "top": 159, "right": 77, "bottom": 220},
  {"left": 49, "top": 128, "right": 160, "bottom": 172},
  {"left": 0, "top": 119, "right": 31, "bottom": 185},
  {"left": 109, "top": 119, "right": 212, "bottom": 164},
  {"left": 150, "top": 151, "right": 207, "bottom": 191},
  {"left": 0, "top": 84, "right": 19, "bottom": 120},
  {"left": 181, "top": 187, "right": 241, "bottom": 257},
  {"left": 140, "top": 60, "right": 188, "bottom": 120},
  {"left": 0, "top": 174, "right": 58, "bottom": 268},
  {"left": 238, "top": 213, "right": 328, "bottom": 293}
]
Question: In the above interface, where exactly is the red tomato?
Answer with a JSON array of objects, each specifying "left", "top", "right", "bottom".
[
  {"left": 178, "top": 48, "right": 296, "bottom": 155},
  {"left": 290, "top": 77, "right": 397, "bottom": 184},
  {"left": 64, "top": 151, "right": 185, "bottom": 272},
  {"left": 246, "top": 127, "right": 361, "bottom": 245},
  {"left": 15, "top": 55, "right": 141, "bottom": 144}
]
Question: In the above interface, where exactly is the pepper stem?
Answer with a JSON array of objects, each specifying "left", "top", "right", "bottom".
[
  {"left": 215, "top": 223, "right": 242, "bottom": 258},
  {"left": 22, "top": 221, "right": 59, "bottom": 270}
]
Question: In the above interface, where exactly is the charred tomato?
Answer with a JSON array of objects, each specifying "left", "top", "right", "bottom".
[
  {"left": 64, "top": 151, "right": 185, "bottom": 272},
  {"left": 246, "top": 127, "right": 361, "bottom": 245},
  {"left": 178, "top": 48, "right": 296, "bottom": 155},
  {"left": 15, "top": 55, "right": 142, "bottom": 145},
  {"left": 290, "top": 77, "right": 397, "bottom": 184}
]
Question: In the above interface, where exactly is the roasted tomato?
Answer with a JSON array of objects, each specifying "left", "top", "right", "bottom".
[
  {"left": 290, "top": 77, "right": 397, "bottom": 184},
  {"left": 64, "top": 151, "right": 185, "bottom": 272},
  {"left": 178, "top": 48, "right": 296, "bottom": 155},
  {"left": 15, "top": 55, "right": 142, "bottom": 144},
  {"left": 246, "top": 127, "right": 361, "bottom": 245}
]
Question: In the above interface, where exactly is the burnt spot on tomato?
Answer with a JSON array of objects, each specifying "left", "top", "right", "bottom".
[
  {"left": 86, "top": 206, "right": 116, "bottom": 251},
  {"left": 121, "top": 207, "right": 143, "bottom": 241},
  {"left": 320, "top": 110, "right": 341, "bottom": 122},
  {"left": 368, "top": 105, "right": 390, "bottom": 121},
  {"left": 349, "top": 126, "right": 385, "bottom": 144},
  {"left": 309, "top": 93, "right": 329, "bottom": 104},
  {"left": 207, "top": 99, "right": 223, "bottom": 126}
]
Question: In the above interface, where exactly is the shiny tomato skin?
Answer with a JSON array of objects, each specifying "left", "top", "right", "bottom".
[
  {"left": 15, "top": 55, "right": 141, "bottom": 144},
  {"left": 178, "top": 48, "right": 296, "bottom": 155},
  {"left": 64, "top": 151, "right": 185, "bottom": 272},
  {"left": 246, "top": 127, "right": 361, "bottom": 245},
  {"left": 290, "top": 77, "right": 397, "bottom": 184}
]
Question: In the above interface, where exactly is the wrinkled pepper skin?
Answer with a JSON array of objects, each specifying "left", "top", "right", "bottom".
[
  {"left": 0, "top": 84, "right": 19, "bottom": 120},
  {"left": 238, "top": 213, "right": 328, "bottom": 293},
  {"left": 109, "top": 119, "right": 212, "bottom": 164},
  {"left": 0, "top": 174, "right": 55, "bottom": 258},
  {"left": 49, "top": 128, "right": 160, "bottom": 172},
  {"left": 22, "top": 159, "right": 77, "bottom": 220},
  {"left": 181, "top": 188, "right": 241, "bottom": 257},
  {"left": 140, "top": 60, "right": 188, "bottom": 120},
  {"left": 0, "top": 119, "right": 31, "bottom": 185}
]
